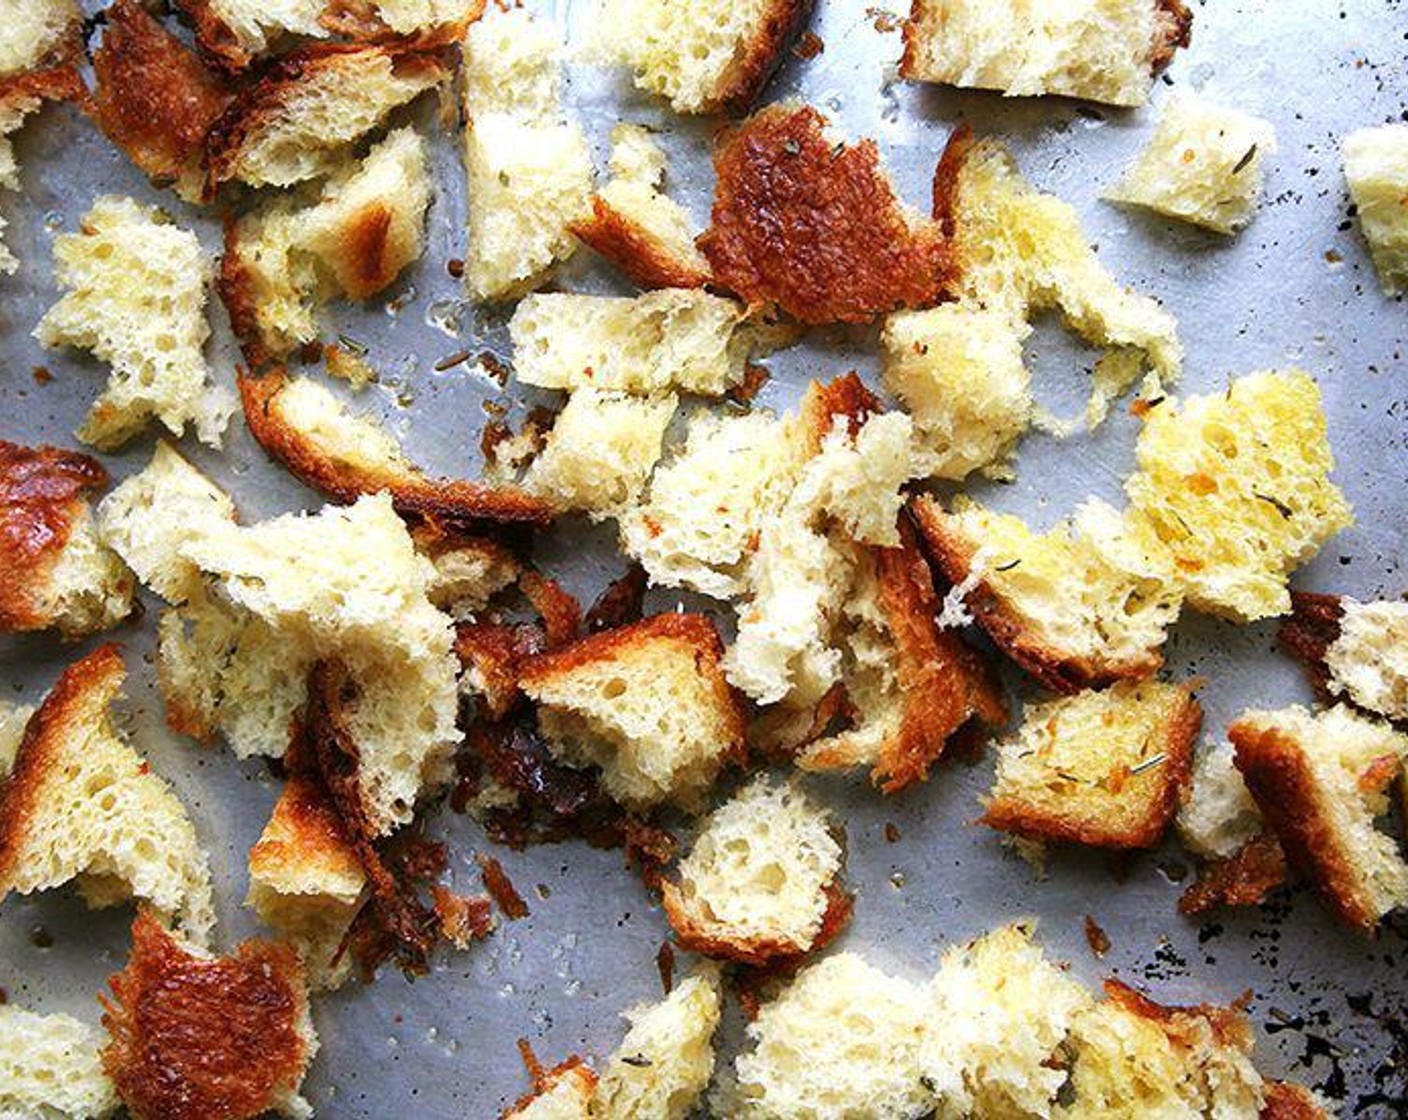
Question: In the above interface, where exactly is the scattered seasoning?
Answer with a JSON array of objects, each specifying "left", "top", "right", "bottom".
[
  {"left": 479, "top": 854, "right": 530, "bottom": 920},
  {"left": 620, "top": 1055, "right": 652, "bottom": 1068},
  {"left": 656, "top": 941, "right": 675, "bottom": 995},
  {"left": 434, "top": 349, "right": 472, "bottom": 372},
  {"left": 1231, "top": 144, "right": 1258, "bottom": 174},
  {"left": 1254, "top": 492, "right": 1294, "bottom": 519},
  {"left": 446, "top": 258, "right": 465, "bottom": 279},
  {"left": 865, "top": 6, "right": 902, "bottom": 32},
  {"left": 335, "top": 333, "right": 368, "bottom": 357},
  {"left": 1084, "top": 915, "right": 1111, "bottom": 958},
  {"left": 884, "top": 822, "right": 901, "bottom": 843},
  {"left": 1128, "top": 752, "right": 1168, "bottom": 776},
  {"left": 792, "top": 31, "right": 824, "bottom": 60},
  {"left": 31, "top": 366, "right": 51, "bottom": 384},
  {"left": 476, "top": 352, "right": 511, "bottom": 386},
  {"left": 994, "top": 559, "right": 1022, "bottom": 572}
]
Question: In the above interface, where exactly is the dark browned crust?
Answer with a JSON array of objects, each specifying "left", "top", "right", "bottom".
[
  {"left": 797, "top": 371, "right": 884, "bottom": 449},
  {"left": 1278, "top": 591, "right": 1346, "bottom": 705},
  {"left": 0, "top": 61, "right": 87, "bottom": 112},
  {"left": 1260, "top": 1082, "right": 1330, "bottom": 1120},
  {"left": 502, "top": 1056, "right": 598, "bottom": 1119},
  {"left": 91, "top": 0, "right": 233, "bottom": 192},
  {"left": 661, "top": 874, "right": 852, "bottom": 968},
  {"left": 237, "top": 370, "right": 553, "bottom": 529},
  {"left": 455, "top": 622, "right": 547, "bottom": 721},
  {"left": 699, "top": 103, "right": 954, "bottom": 325},
  {"left": 930, "top": 123, "right": 974, "bottom": 236},
  {"left": 336, "top": 201, "right": 398, "bottom": 300},
  {"left": 1178, "top": 832, "right": 1288, "bottom": 917},
  {"left": 1102, "top": 978, "right": 1254, "bottom": 1055},
  {"left": 571, "top": 196, "right": 712, "bottom": 290},
  {"left": 216, "top": 214, "right": 271, "bottom": 368},
  {"left": 1150, "top": 0, "right": 1194, "bottom": 73},
  {"left": 100, "top": 909, "right": 312, "bottom": 1120},
  {"left": 704, "top": 0, "right": 817, "bottom": 116},
  {"left": 248, "top": 771, "right": 361, "bottom": 890}
]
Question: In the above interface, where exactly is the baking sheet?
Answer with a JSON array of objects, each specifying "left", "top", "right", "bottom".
[{"left": 2, "top": 0, "right": 1408, "bottom": 1114}]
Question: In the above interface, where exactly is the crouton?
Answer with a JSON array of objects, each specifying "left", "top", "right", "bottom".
[
  {"left": 0, "top": 646, "right": 216, "bottom": 942},
  {"left": 1105, "top": 93, "right": 1276, "bottom": 234},
  {"left": 220, "top": 126, "right": 433, "bottom": 364},
  {"left": 1125, "top": 370, "right": 1353, "bottom": 622},
  {"left": 1283, "top": 593, "right": 1408, "bottom": 720},
  {"left": 34, "top": 196, "right": 233, "bottom": 450},
  {"left": 1177, "top": 740, "right": 1264, "bottom": 862},
  {"left": 413, "top": 524, "right": 520, "bottom": 619},
  {"left": 204, "top": 43, "right": 445, "bottom": 196},
  {"left": 238, "top": 372, "right": 551, "bottom": 527},
  {"left": 725, "top": 952, "right": 933, "bottom": 1119},
  {"left": 981, "top": 680, "right": 1200, "bottom": 849},
  {"left": 1343, "top": 123, "right": 1408, "bottom": 295},
  {"left": 700, "top": 104, "right": 953, "bottom": 324},
  {"left": 912, "top": 494, "right": 1183, "bottom": 693},
  {"left": 519, "top": 613, "right": 745, "bottom": 811},
  {"left": 922, "top": 924, "right": 1092, "bottom": 1117},
  {"left": 510, "top": 290, "right": 750, "bottom": 396},
  {"left": 589, "top": 0, "right": 813, "bottom": 115},
  {"left": 504, "top": 1058, "right": 597, "bottom": 1120},
  {"left": 1177, "top": 831, "right": 1287, "bottom": 917},
  {"left": 1230, "top": 703, "right": 1408, "bottom": 931},
  {"left": 900, "top": 0, "right": 1192, "bottom": 108},
  {"left": 573, "top": 125, "right": 711, "bottom": 289},
  {"left": 461, "top": 8, "right": 593, "bottom": 299},
  {"left": 592, "top": 971, "right": 721, "bottom": 1120},
  {"left": 661, "top": 776, "right": 850, "bottom": 966},
  {"left": 0, "top": 0, "right": 80, "bottom": 79},
  {"left": 1, "top": 440, "right": 135, "bottom": 638},
  {"left": 101, "top": 909, "right": 317, "bottom": 1120},
  {"left": 0, "top": 1004, "right": 119, "bottom": 1120},
  {"left": 523, "top": 389, "right": 678, "bottom": 519}
]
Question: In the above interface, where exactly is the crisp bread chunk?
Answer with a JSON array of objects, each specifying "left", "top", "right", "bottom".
[
  {"left": 593, "top": 972, "right": 722, "bottom": 1120},
  {"left": 519, "top": 613, "right": 746, "bottom": 811},
  {"left": 0, "top": 440, "right": 135, "bottom": 638},
  {"left": 1124, "top": 369, "right": 1353, "bottom": 622},
  {"left": 912, "top": 494, "right": 1183, "bottom": 693},
  {"left": 590, "top": 0, "right": 812, "bottom": 115},
  {"left": 204, "top": 43, "right": 445, "bottom": 196},
  {"left": 0, "top": 0, "right": 80, "bottom": 79},
  {"left": 1230, "top": 703, "right": 1408, "bottom": 932},
  {"left": 661, "top": 776, "right": 849, "bottom": 966},
  {"left": 0, "top": 65, "right": 84, "bottom": 273},
  {"left": 981, "top": 680, "right": 1201, "bottom": 849},
  {"left": 1176, "top": 740, "right": 1265, "bottom": 861},
  {"left": 0, "top": 1004, "right": 119, "bottom": 1120},
  {"left": 0, "top": 646, "right": 216, "bottom": 942},
  {"left": 1312, "top": 596, "right": 1408, "bottom": 719},
  {"left": 1342, "top": 123, "right": 1408, "bottom": 295},
  {"left": 1105, "top": 93, "right": 1276, "bottom": 234},
  {"left": 725, "top": 952, "right": 933, "bottom": 1120},
  {"left": 35, "top": 196, "right": 233, "bottom": 450},
  {"left": 503, "top": 1059, "right": 597, "bottom": 1120},
  {"left": 900, "top": 0, "right": 1192, "bottom": 108},
  {"left": 221, "top": 127, "right": 433, "bottom": 365},
  {"left": 238, "top": 372, "right": 551, "bottom": 527},
  {"left": 101, "top": 909, "right": 318, "bottom": 1120},
  {"left": 461, "top": 7, "right": 593, "bottom": 299},
  {"left": 700, "top": 104, "right": 953, "bottom": 325},
  {"left": 922, "top": 924, "right": 1092, "bottom": 1118}
]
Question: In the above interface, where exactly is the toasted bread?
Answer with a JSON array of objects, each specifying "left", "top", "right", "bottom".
[
  {"left": 0, "top": 1003, "right": 118, "bottom": 1119},
  {"left": 503, "top": 1058, "right": 597, "bottom": 1120},
  {"left": 1343, "top": 123, "right": 1408, "bottom": 295},
  {"left": 0, "top": 0, "right": 81, "bottom": 79},
  {"left": 1283, "top": 593, "right": 1408, "bottom": 720}
]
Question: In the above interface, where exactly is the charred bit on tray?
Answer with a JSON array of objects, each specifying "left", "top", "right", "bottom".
[{"left": 478, "top": 853, "right": 529, "bottom": 920}]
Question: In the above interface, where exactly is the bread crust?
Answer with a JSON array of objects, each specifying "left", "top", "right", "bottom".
[
  {"left": 1178, "top": 832, "right": 1287, "bottom": 917},
  {"left": 1102, "top": 978, "right": 1254, "bottom": 1054},
  {"left": 571, "top": 195, "right": 712, "bottom": 290},
  {"left": 710, "top": 0, "right": 817, "bottom": 116},
  {"left": 661, "top": 877, "right": 852, "bottom": 968},
  {"left": 0, "top": 59, "right": 86, "bottom": 112},
  {"left": 248, "top": 773, "right": 363, "bottom": 889},
  {"left": 1277, "top": 591, "right": 1345, "bottom": 704},
  {"left": 502, "top": 1056, "right": 598, "bottom": 1119},
  {"left": 1260, "top": 1082, "right": 1330, "bottom": 1120},
  {"left": 237, "top": 370, "right": 552, "bottom": 528},
  {"left": 455, "top": 622, "right": 548, "bottom": 720}
]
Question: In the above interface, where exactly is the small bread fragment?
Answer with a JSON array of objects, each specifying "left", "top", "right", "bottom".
[
  {"left": 573, "top": 124, "right": 711, "bottom": 289},
  {"left": 1229, "top": 703, "right": 1408, "bottom": 932},
  {"left": 0, "top": 1003, "right": 119, "bottom": 1120},
  {"left": 35, "top": 196, "right": 233, "bottom": 450},
  {"left": 1105, "top": 93, "right": 1276, "bottom": 234},
  {"left": 0, "top": 0, "right": 80, "bottom": 78},
  {"left": 1282, "top": 592, "right": 1408, "bottom": 720},
  {"left": 504, "top": 1058, "right": 597, "bottom": 1120},
  {"left": 661, "top": 776, "right": 849, "bottom": 966},
  {"left": 1, "top": 440, "right": 135, "bottom": 638},
  {"left": 101, "top": 909, "right": 317, "bottom": 1120},
  {"left": 701, "top": 103, "right": 952, "bottom": 324},
  {"left": 1342, "top": 123, "right": 1408, "bottom": 295},
  {"left": 414, "top": 524, "right": 519, "bottom": 620},
  {"left": 0, "top": 646, "right": 215, "bottom": 942},
  {"left": 912, "top": 494, "right": 1183, "bottom": 693},
  {"left": 900, "top": 0, "right": 1192, "bottom": 108},
  {"left": 461, "top": 8, "right": 593, "bottom": 299},
  {"left": 1, "top": 65, "right": 85, "bottom": 273},
  {"left": 520, "top": 613, "right": 746, "bottom": 811},
  {"left": 590, "top": 0, "right": 813, "bottom": 115},
  {"left": 1124, "top": 369, "right": 1353, "bottom": 622},
  {"left": 1176, "top": 740, "right": 1265, "bottom": 862},
  {"left": 204, "top": 42, "right": 445, "bottom": 196},
  {"left": 1260, "top": 1083, "right": 1334, "bottom": 1119}
]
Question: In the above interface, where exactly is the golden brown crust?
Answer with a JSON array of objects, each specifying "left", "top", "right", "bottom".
[
  {"left": 661, "top": 876, "right": 852, "bottom": 968},
  {"left": 571, "top": 196, "right": 712, "bottom": 290},
  {"left": 101, "top": 909, "right": 312, "bottom": 1120},
  {"left": 699, "top": 103, "right": 954, "bottom": 325},
  {"left": 1260, "top": 1082, "right": 1330, "bottom": 1120},
  {"left": 1150, "top": 0, "right": 1194, "bottom": 73},
  {"left": 1102, "top": 978, "right": 1254, "bottom": 1054},
  {"left": 1178, "top": 832, "right": 1288, "bottom": 917},
  {"left": 237, "top": 370, "right": 553, "bottom": 529},
  {"left": 502, "top": 1056, "right": 598, "bottom": 1119},
  {"left": 0, "top": 61, "right": 87, "bottom": 112},
  {"left": 1277, "top": 591, "right": 1345, "bottom": 705},
  {"left": 249, "top": 773, "right": 362, "bottom": 885},
  {"left": 710, "top": 0, "right": 817, "bottom": 115},
  {"left": 455, "top": 622, "right": 547, "bottom": 721}
]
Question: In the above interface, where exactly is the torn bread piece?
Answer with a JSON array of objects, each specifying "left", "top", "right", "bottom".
[
  {"left": 1230, "top": 703, "right": 1408, "bottom": 932},
  {"left": 101, "top": 909, "right": 317, "bottom": 1120},
  {"left": 661, "top": 776, "right": 850, "bottom": 966},
  {"left": 900, "top": 0, "right": 1192, "bottom": 108},
  {"left": 1105, "top": 93, "right": 1276, "bottom": 234},
  {"left": 912, "top": 494, "right": 1183, "bottom": 693},
  {"left": 1, "top": 440, "right": 135, "bottom": 638},
  {"left": 701, "top": 103, "right": 952, "bottom": 324},
  {"left": 1177, "top": 740, "right": 1266, "bottom": 862},
  {"left": 220, "top": 126, "right": 433, "bottom": 365},
  {"left": 1343, "top": 122, "right": 1408, "bottom": 296},
  {"left": 0, "top": 646, "right": 216, "bottom": 943},
  {"left": 503, "top": 1058, "right": 597, "bottom": 1120},
  {"left": 1, "top": 65, "right": 84, "bottom": 273},
  {"left": 203, "top": 42, "right": 446, "bottom": 196},
  {"left": 414, "top": 524, "right": 520, "bottom": 620},
  {"left": 590, "top": 0, "right": 813, "bottom": 115},
  {"left": 1125, "top": 369, "right": 1353, "bottom": 623},
  {"left": 1282, "top": 592, "right": 1408, "bottom": 720},
  {"left": 520, "top": 613, "right": 746, "bottom": 812},
  {"left": 34, "top": 196, "right": 233, "bottom": 450},
  {"left": 981, "top": 679, "right": 1201, "bottom": 850},
  {"left": 238, "top": 372, "right": 551, "bottom": 527},
  {"left": 461, "top": 7, "right": 593, "bottom": 299},
  {"left": 0, "top": 1003, "right": 119, "bottom": 1120},
  {"left": 0, "top": 0, "right": 81, "bottom": 78},
  {"left": 573, "top": 124, "right": 711, "bottom": 289}
]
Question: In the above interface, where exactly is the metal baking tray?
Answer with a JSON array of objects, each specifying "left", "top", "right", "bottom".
[{"left": 2, "top": 0, "right": 1406, "bottom": 1114}]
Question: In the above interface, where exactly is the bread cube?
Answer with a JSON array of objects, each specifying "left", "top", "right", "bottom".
[
  {"left": 1343, "top": 123, "right": 1408, "bottom": 295},
  {"left": 1319, "top": 597, "right": 1408, "bottom": 719},
  {"left": 0, "top": 1004, "right": 118, "bottom": 1119}
]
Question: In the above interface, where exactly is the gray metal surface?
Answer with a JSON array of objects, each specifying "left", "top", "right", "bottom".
[{"left": 2, "top": 0, "right": 1407, "bottom": 1115}]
